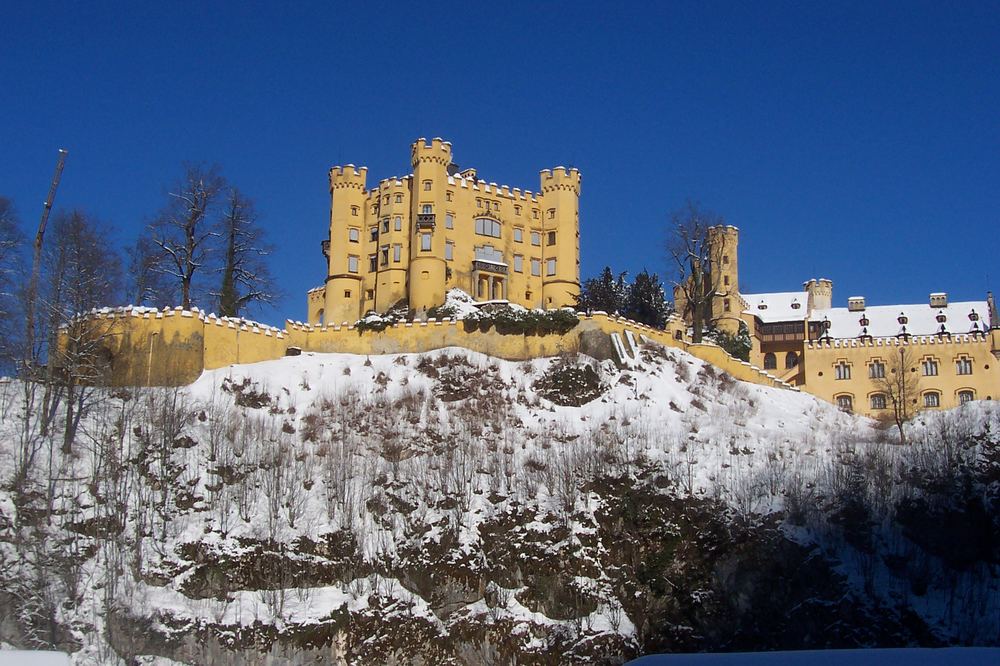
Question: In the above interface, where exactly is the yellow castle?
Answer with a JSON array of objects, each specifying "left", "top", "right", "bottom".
[
  {"left": 307, "top": 138, "right": 581, "bottom": 325},
  {"left": 691, "top": 226, "right": 1000, "bottom": 416}
]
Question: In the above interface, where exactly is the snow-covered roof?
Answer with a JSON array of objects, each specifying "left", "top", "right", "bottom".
[
  {"left": 815, "top": 301, "right": 989, "bottom": 339},
  {"left": 740, "top": 292, "right": 808, "bottom": 322}
]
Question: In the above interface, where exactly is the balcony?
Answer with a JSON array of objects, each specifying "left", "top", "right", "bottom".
[
  {"left": 320, "top": 239, "right": 330, "bottom": 259},
  {"left": 416, "top": 213, "right": 436, "bottom": 230},
  {"left": 473, "top": 260, "right": 507, "bottom": 275}
]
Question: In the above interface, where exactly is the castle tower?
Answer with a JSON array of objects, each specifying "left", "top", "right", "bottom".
[
  {"left": 804, "top": 278, "right": 833, "bottom": 313},
  {"left": 408, "top": 138, "right": 451, "bottom": 313},
  {"left": 325, "top": 165, "right": 368, "bottom": 325},
  {"left": 707, "top": 225, "right": 741, "bottom": 332},
  {"left": 539, "top": 167, "right": 581, "bottom": 309}
]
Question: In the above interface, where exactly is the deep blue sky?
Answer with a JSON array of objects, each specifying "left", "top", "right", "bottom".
[{"left": 2, "top": 2, "right": 998, "bottom": 322}]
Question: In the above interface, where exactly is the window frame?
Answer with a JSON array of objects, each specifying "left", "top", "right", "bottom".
[
  {"left": 348, "top": 227, "right": 360, "bottom": 243},
  {"left": 347, "top": 255, "right": 359, "bottom": 273}
]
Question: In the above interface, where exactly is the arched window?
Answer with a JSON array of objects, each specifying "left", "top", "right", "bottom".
[
  {"left": 923, "top": 392, "right": 941, "bottom": 408},
  {"left": 763, "top": 352, "right": 777, "bottom": 370},
  {"left": 785, "top": 351, "right": 799, "bottom": 369},
  {"left": 836, "top": 395, "right": 854, "bottom": 412},
  {"left": 870, "top": 394, "right": 886, "bottom": 410},
  {"left": 958, "top": 390, "right": 974, "bottom": 405},
  {"left": 316, "top": 308, "right": 324, "bottom": 326}
]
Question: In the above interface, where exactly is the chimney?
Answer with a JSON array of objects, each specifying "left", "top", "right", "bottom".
[
  {"left": 930, "top": 293, "right": 948, "bottom": 308},
  {"left": 847, "top": 297, "right": 866, "bottom": 312}
]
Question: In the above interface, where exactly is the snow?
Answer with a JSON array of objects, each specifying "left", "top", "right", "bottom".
[
  {"left": 814, "top": 300, "right": 988, "bottom": 338},
  {"left": 0, "top": 651, "right": 72, "bottom": 665},
  {"left": 740, "top": 291, "right": 807, "bottom": 322},
  {"left": 629, "top": 648, "right": 1000, "bottom": 665}
]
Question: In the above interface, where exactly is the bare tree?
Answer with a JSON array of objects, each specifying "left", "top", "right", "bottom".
[
  {"left": 667, "top": 200, "right": 725, "bottom": 343},
  {"left": 43, "top": 210, "right": 123, "bottom": 450},
  {"left": 0, "top": 197, "right": 25, "bottom": 365},
  {"left": 151, "top": 165, "right": 225, "bottom": 309},
  {"left": 874, "top": 345, "right": 920, "bottom": 445},
  {"left": 126, "top": 235, "right": 172, "bottom": 307},
  {"left": 215, "top": 188, "right": 276, "bottom": 317}
]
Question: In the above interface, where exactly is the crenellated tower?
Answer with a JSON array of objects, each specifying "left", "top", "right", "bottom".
[
  {"left": 539, "top": 167, "right": 581, "bottom": 308},
  {"left": 325, "top": 165, "right": 368, "bottom": 325},
  {"left": 408, "top": 138, "right": 451, "bottom": 313},
  {"left": 707, "top": 225, "right": 741, "bottom": 332}
]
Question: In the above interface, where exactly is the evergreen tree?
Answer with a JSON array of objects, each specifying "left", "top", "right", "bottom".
[
  {"left": 577, "top": 266, "right": 628, "bottom": 314},
  {"left": 623, "top": 269, "right": 671, "bottom": 328}
]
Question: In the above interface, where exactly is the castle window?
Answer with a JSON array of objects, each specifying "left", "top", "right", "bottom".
[
  {"left": 724, "top": 299, "right": 731, "bottom": 312},
  {"left": 446, "top": 191, "right": 453, "bottom": 202},
  {"left": 348, "top": 228, "right": 360, "bottom": 243},
  {"left": 351, "top": 206, "right": 359, "bottom": 216},
  {"left": 532, "top": 209, "right": 539, "bottom": 219},
  {"left": 380, "top": 246, "right": 389, "bottom": 266},
  {"left": 763, "top": 353, "right": 776, "bottom": 370},
  {"left": 922, "top": 358, "right": 939, "bottom": 376},
  {"left": 515, "top": 205, "right": 521, "bottom": 216},
  {"left": 493, "top": 201, "right": 499, "bottom": 211},
  {"left": 958, "top": 390, "right": 974, "bottom": 405},
  {"left": 785, "top": 352, "right": 798, "bottom": 369},
  {"left": 477, "top": 199, "right": 482, "bottom": 208},
  {"left": 393, "top": 244, "right": 401, "bottom": 262},
  {"left": 343, "top": 291, "right": 350, "bottom": 298},
  {"left": 420, "top": 233, "right": 432, "bottom": 251},
  {"left": 547, "top": 231, "right": 556, "bottom": 246},
  {"left": 395, "top": 194, "right": 402, "bottom": 204},
  {"left": 394, "top": 216, "right": 402, "bottom": 231},
  {"left": 381, "top": 218, "right": 389, "bottom": 234},
  {"left": 531, "top": 258, "right": 541, "bottom": 276},
  {"left": 836, "top": 395, "right": 854, "bottom": 412},
  {"left": 383, "top": 195, "right": 389, "bottom": 204},
  {"left": 368, "top": 254, "right": 377, "bottom": 272},
  {"left": 421, "top": 204, "right": 432, "bottom": 215},
  {"left": 366, "top": 289, "right": 374, "bottom": 300},
  {"left": 547, "top": 208, "right": 555, "bottom": 219},
  {"left": 445, "top": 241, "right": 454, "bottom": 261},
  {"left": 835, "top": 361, "right": 851, "bottom": 380},
  {"left": 531, "top": 231, "right": 541, "bottom": 246},
  {"left": 347, "top": 255, "right": 359, "bottom": 273},
  {"left": 546, "top": 259, "right": 557, "bottom": 276},
  {"left": 869, "top": 360, "right": 886, "bottom": 379},
  {"left": 723, "top": 255, "right": 729, "bottom": 265},
  {"left": 923, "top": 392, "right": 941, "bottom": 408},
  {"left": 870, "top": 394, "right": 887, "bottom": 410},
  {"left": 513, "top": 254, "right": 524, "bottom": 273},
  {"left": 445, "top": 213, "right": 454, "bottom": 229},
  {"left": 475, "top": 218, "right": 501, "bottom": 238},
  {"left": 369, "top": 227, "right": 378, "bottom": 242},
  {"left": 724, "top": 275, "right": 730, "bottom": 286},
  {"left": 956, "top": 357, "right": 973, "bottom": 375},
  {"left": 423, "top": 180, "right": 432, "bottom": 191},
  {"left": 514, "top": 228, "right": 524, "bottom": 243}
]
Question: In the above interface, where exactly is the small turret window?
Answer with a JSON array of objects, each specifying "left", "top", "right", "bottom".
[
  {"left": 351, "top": 206, "right": 359, "bottom": 216},
  {"left": 446, "top": 191, "right": 453, "bottom": 201},
  {"left": 445, "top": 241, "right": 454, "bottom": 261},
  {"left": 513, "top": 255, "right": 524, "bottom": 273},
  {"left": 369, "top": 227, "right": 378, "bottom": 242},
  {"left": 393, "top": 244, "right": 401, "bottom": 262},
  {"left": 532, "top": 209, "right": 539, "bottom": 219},
  {"left": 348, "top": 228, "right": 359, "bottom": 243},
  {"left": 514, "top": 228, "right": 523, "bottom": 243},
  {"left": 531, "top": 258, "right": 541, "bottom": 276},
  {"left": 547, "top": 231, "right": 556, "bottom": 246},
  {"left": 531, "top": 232, "right": 541, "bottom": 246},
  {"left": 347, "top": 255, "right": 359, "bottom": 273},
  {"left": 395, "top": 194, "right": 402, "bottom": 204},
  {"left": 445, "top": 213, "right": 454, "bottom": 229},
  {"left": 423, "top": 180, "right": 432, "bottom": 191},
  {"left": 547, "top": 208, "right": 555, "bottom": 219},
  {"left": 546, "top": 259, "right": 557, "bottom": 276},
  {"left": 515, "top": 205, "right": 521, "bottom": 216},
  {"left": 368, "top": 254, "right": 377, "bottom": 272},
  {"left": 394, "top": 216, "right": 402, "bottom": 231}
]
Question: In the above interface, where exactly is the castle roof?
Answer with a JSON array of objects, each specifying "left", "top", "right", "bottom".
[
  {"left": 740, "top": 291, "right": 808, "bottom": 322},
  {"left": 814, "top": 301, "right": 989, "bottom": 339}
]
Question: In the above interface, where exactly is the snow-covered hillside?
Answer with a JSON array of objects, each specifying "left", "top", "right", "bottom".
[{"left": 1, "top": 342, "right": 998, "bottom": 664}]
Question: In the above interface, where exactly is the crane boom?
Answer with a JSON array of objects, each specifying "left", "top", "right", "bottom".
[{"left": 24, "top": 148, "right": 68, "bottom": 366}]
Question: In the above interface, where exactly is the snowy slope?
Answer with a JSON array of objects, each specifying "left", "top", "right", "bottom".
[{"left": 1, "top": 341, "right": 998, "bottom": 664}]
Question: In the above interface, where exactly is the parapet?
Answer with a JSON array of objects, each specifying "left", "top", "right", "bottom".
[
  {"left": 411, "top": 137, "right": 453, "bottom": 167},
  {"left": 329, "top": 164, "right": 368, "bottom": 191},
  {"left": 539, "top": 166, "right": 581, "bottom": 195}
]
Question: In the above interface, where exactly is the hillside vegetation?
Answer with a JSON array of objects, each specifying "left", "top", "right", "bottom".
[{"left": 1, "top": 343, "right": 998, "bottom": 664}]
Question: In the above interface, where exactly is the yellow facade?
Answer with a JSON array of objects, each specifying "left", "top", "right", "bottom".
[
  {"left": 692, "top": 226, "right": 1000, "bottom": 417},
  {"left": 310, "top": 138, "right": 581, "bottom": 326}
]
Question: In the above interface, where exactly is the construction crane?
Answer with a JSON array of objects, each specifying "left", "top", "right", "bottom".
[{"left": 24, "top": 148, "right": 68, "bottom": 366}]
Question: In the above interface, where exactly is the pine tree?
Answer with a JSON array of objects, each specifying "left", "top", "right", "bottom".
[
  {"left": 623, "top": 269, "right": 671, "bottom": 328},
  {"left": 577, "top": 266, "right": 628, "bottom": 314}
]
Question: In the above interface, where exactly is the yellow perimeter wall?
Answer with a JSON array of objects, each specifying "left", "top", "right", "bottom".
[{"left": 86, "top": 307, "right": 795, "bottom": 391}]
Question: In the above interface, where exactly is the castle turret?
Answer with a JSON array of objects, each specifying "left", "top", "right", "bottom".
[
  {"left": 804, "top": 278, "right": 833, "bottom": 313},
  {"left": 408, "top": 138, "right": 451, "bottom": 313},
  {"left": 707, "top": 225, "right": 741, "bottom": 332},
  {"left": 324, "top": 164, "right": 367, "bottom": 325},
  {"left": 539, "top": 167, "right": 581, "bottom": 309}
]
